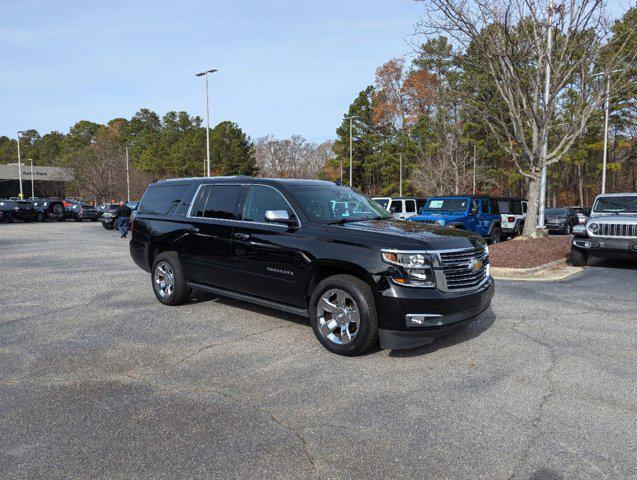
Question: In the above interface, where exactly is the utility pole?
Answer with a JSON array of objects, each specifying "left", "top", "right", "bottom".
[
  {"left": 195, "top": 68, "right": 218, "bottom": 177},
  {"left": 345, "top": 116, "right": 359, "bottom": 187},
  {"left": 537, "top": 0, "right": 553, "bottom": 230},
  {"left": 16, "top": 131, "right": 24, "bottom": 198},
  {"left": 601, "top": 73, "right": 610, "bottom": 194},
  {"left": 399, "top": 153, "right": 403, "bottom": 197},
  {"left": 472, "top": 144, "right": 477, "bottom": 195},
  {"left": 29, "top": 159, "right": 34, "bottom": 198},
  {"left": 125, "top": 146, "right": 131, "bottom": 202}
]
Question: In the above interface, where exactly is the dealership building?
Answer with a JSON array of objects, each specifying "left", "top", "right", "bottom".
[{"left": 0, "top": 163, "right": 74, "bottom": 199}]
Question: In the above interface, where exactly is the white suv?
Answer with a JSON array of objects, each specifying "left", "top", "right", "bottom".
[
  {"left": 373, "top": 197, "right": 426, "bottom": 220},
  {"left": 496, "top": 197, "right": 527, "bottom": 238}
]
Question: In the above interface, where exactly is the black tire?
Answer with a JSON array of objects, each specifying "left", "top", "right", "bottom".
[
  {"left": 56, "top": 216, "right": 65, "bottom": 222},
  {"left": 571, "top": 247, "right": 588, "bottom": 266},
  {"left": 151, "top": 251, "right": 191, "bottom": 306},
  {"left": 309, "top": 274, "right": 378, "bottom": 356},
  {"left": 37, "top": 212, "right": 45, "bottom": 222},
  {"left": 4, "top": 213, "right": 14, "bottom": 223},
  {"left": 74, "top": 215, "right": 82, "bottom": 222},
  {"left": 101, "top": 222, "right": 111, "bottom": 230},
  {"left": 489, "top": 227, "right": 501, "bottom": 244}
]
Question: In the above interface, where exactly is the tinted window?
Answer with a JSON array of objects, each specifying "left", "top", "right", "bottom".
[
  {"left": 481, "top": 199, "right": 489, "bottom": 214},
  {"left": 497, "top": 200, "right": 511, "bottom": 213},
  {"left": 405, "top": 200, "right": 416, "bottom": 213},
  {"left": 375, "top": 199, "right": 389, "bottom": 209},
  {"left": 522, "top": 202, "right": 527, "bottom": 213},
  {"left": 389, "top": 200, "right": 402, "bottom": 213},
  {"left": 511, "top": 201, "right": 522, "bottom": 215},
  {"left": 416, "top": 199, "right": 426, "bottom": 210},
  {"left": 243, "top": 185, "right": 291, "bottom": 222},
  {"left": 490, "top": 198, "right": 500, "bottom": 214},
  {"left": 194, "top": 185, "right": 242, "bottom": 219},
  {"left": 138, "top": 185, "right": 190, "bottom": 216}
]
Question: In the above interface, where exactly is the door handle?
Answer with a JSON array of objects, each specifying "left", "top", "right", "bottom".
[
  {"left": 233, "top": 232, "right": 250, "bottom": 240},
  {"left": 187, "top": 226, "right": 199, "bottom": 233}
]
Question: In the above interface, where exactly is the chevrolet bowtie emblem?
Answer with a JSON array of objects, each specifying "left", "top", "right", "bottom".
[{"left": 467, "top": 258, "right": 483, "bottom": 272}]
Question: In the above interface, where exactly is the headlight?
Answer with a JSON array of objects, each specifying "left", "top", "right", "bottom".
[
  {"left": 588, "top": 223, "right": 598, "bottom": 232},
  {"left": 381, "top": 250, "right": 436, "bottom": 288},
  {"left": 434, "top": 219, "right": 445, "bottom": 226}
]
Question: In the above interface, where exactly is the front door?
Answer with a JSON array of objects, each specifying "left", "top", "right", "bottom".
[
  {"left": 232, "top": 185, "right": 308, "bottom": 307},
  {"left": 180, "top": 183, "right": 244, "bottom": 291}
]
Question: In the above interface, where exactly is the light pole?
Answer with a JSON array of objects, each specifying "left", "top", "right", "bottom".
[
  {"left": 472, "top": 144, "right": 477, "bottom": 195},
  {"left": 195, "top": 68, "right": 218, "bottom": 177},
  {"left": 398, "top": 153, "right": 403, "bottom": 197},
  {"left": 125, "top": 146, "right": 131, "bottom": 202},
  {"left": 593, "top": 68, "right": 626, "bottom": 194},
  {"left": 345, "top": 115, "right": 359, "bottom": 187},
  {"left": 29, "top": 159, "right": 34, "bottom": 198},
  {"left": 16, "top": 131, "right": 25, "bottom": 199},
  {"left": 537, "top": 0, "right": 553, "bottom": 230}
]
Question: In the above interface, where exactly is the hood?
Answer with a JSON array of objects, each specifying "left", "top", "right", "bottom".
[
  {"left": 325, "top": 219, "right": 483, "bottom": 250},
  {"left": 412, "top": 211, "right": 466, "bottom": 221},
  {"left": 588, "top": 212, "right": 637, "bottom": 221}
]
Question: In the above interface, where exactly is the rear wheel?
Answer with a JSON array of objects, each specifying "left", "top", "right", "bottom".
[
  {"left": 37, "top": 212, "right": 45, "bottom": 222},
  {"left": 101, "top": 222, "right": 111, "bottom": 230},
  {"left": 571, "top": 247, "right": 588, "bottom": 266},
  {"left": 74, "top": 215, "right": 82, "bottom": 222},
  {"left": 309, "top": 274, "right": 378, "bottom": 356},
  {"left": 151, "top": 252, "right": 191, "bottom": 305}
]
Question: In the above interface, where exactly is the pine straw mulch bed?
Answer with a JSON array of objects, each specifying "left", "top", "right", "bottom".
[{"left": 489, "top": 235, "right": 572, "bottom": 269}]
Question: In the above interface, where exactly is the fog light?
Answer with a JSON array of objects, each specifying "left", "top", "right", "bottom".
[
  {"left": 406, "top": 314, "right": 443, "bottom": 328},
  {"left": 584, "top": 241, "right": 592, "bottom": 248}
]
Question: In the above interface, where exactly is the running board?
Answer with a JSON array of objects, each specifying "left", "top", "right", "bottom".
[{"left": 187, "top": 282, "right": 309, "bottom": 318}]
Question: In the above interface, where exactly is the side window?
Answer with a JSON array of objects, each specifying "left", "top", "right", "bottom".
[
  {"left": 522, "top": 202, "right": 528, "bottom": 214},
  {"left": 405, "top": 200, "right": 416, "bottom": 213},
  {"left": 138, "top": 184, "right": 190, "bottom": 216},
  {"left": 389, "top": 200, "right": 402, "bottom": 213},
  {"left": 497, "top": 200, "right": 510, "bottom": 214},
  {"left": 202, "top": 185, "right": 242, "bottom": 219},
  {"left": 416, "top": 199, "right": 426, "bottom": 211},
  {"left": 511, "top": 201, "right": 522, "bottom": 215},
  {"left": 481, "top": 199, "right": 489, "bottom": 214},
  {"left": 490, "top": 198, "right": 500, "bottom": 214},
  {"left": 243, "top": 185, "right": 291, "bottom": 222}
]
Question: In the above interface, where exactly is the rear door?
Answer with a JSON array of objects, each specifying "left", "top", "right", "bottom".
[
  {"left": 231, "top": 184, "right": 308, "bottom": 307},
  {"left": 403, "top": 200, "right": 417, "bottom": 219},
  {"left": 181, "top": 184, "right": 244, "bottom": 290},
  {"left": 389, "top": 199, "right": 403, "bottom": 219}
]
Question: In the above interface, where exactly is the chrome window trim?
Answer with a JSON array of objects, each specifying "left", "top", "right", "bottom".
[{"left": 185, "top": 182, "right": 301, "bottom": 229}]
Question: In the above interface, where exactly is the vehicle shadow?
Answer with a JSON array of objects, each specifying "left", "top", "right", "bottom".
[
  {"left": 189, "top": 289, "right": 496, "bottom": 358},
  {"left": 584, "top": 257, "right": 637, "bottom": 270},
  {"left": 388, "top": 308, "right": 496, "bottom": 358}
]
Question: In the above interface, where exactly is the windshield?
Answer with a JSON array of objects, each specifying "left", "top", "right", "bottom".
[
  {"left": 545, "top": 208, "right": 569, "bottom": 216},
  {"left": 423, "top": 198, "right": 468, "bottom": 213},
  {"left": 288, "top": 185, "right": 390, "bottom": 224},
  {"left": 593, "top": 196, "right": 637, "bottom": 213},
  {"left": 374, "top": 198, "right": 389, "bottom": 209}
]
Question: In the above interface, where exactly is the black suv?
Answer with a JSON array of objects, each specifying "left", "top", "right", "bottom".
[
  {"left": 30, "top": 198, "right": 66, "bottom": 222},
  {"left": 0, "top": 199, "right": 38, "bottom": 223},
  {"left": 130, "top": 177, "right": 494, "bottom": 355}
]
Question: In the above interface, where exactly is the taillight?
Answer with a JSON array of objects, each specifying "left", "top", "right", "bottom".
[{"left": 508, "top": 216, "right": 515, "bottom": 223}]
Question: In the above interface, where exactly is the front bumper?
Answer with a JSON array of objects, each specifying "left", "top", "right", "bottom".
[
  {"left": 546, "top": 222, "right": 567, "bottom": 231},
  {"left": 375, "top": 277, "right": 495, "bottom": 350},
  {"left": 573, "top": 237, "right": 637, "bottom": 259}
]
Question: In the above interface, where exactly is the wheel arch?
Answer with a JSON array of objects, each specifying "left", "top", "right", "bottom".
[{"left": 305, "top": 260, "right": 377, "bottom": 306}]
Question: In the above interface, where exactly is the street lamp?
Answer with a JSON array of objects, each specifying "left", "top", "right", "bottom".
[
  {"left": 345, "top": 115, "right": 359, "bottom": 187},
  {"left": 398, "top": 153, "right": 403, "bottom": 197},
  {"left": 29, "top": 158, "right": 34, "bottom": 198},
  {"left": 195, "top": 68, "right": 218, "bottom": 177},
  {"left": 16, "top": 131, "right": 25, "bottom": 199},
  {"left": 593, "top": 68, "right": 627, "bottom": 194},
  {"left": 125, "top": 146, "right": 131, "bottom": 202}
]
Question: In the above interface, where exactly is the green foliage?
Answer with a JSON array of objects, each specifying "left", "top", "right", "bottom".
[{"left": 209, "top": 121, "right": 258, "bottom": 176}]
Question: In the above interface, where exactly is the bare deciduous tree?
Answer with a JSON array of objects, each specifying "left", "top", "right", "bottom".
[
  {"left": 255, "top": 135, "right": 334, "bottom": 179},
  {"left": 416, "top": 0, "right": 636, "bottom": 236}
]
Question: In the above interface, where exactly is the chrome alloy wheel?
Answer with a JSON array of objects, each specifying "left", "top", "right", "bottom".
[
  {"left": 154, "top": 261, "right": 175, "bottom": 299},
  {"left": 316, "top": 288, "right": 360, "bottom": 345}
]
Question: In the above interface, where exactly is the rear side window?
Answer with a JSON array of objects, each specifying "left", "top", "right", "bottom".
[
  {"left": 390, "top": 200, "right": 402, "bottom": 213},
  {"left": 497, "top": 200, "right": 510, "bottom": 213},
  {"left": 511, "top": 201, "right": 523, "bottom": 215},
  {"left": 192, "top": 185, "right": 242, "bottom": 220},
  {"left": 489, "top": 198, "right": 500, "bottom": 214},
  {"left": 243, "top": 185, "right": 291, "bottom": 222},
  {"left": 138, "top": 185, "right": 191, "bottom": 216},
  {"left": 405, "top": 200, "right": 416, "bottom": 213}
]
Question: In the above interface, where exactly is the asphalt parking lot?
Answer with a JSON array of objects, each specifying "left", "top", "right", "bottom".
[{"left": 1, "top": 222, "right": 636, "bottom": 480}]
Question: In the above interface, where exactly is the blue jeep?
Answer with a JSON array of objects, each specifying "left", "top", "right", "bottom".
[{"left": 408, "top": 195, "right": 502, "bottom": 243}]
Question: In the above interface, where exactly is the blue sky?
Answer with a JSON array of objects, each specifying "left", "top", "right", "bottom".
[{"left": 0, "top": 0, "right": 425, "bottom": 142}]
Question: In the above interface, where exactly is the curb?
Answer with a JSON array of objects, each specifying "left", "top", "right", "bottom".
[{"left": 491, "top": 257, "right": 584, "bottom": 281}]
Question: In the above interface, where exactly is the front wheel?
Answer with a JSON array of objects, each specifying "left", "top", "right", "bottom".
[
  {"left": 4, "top": 213, "right": 14, "bottom": 223},
  {"left": 489, "top": 227, "right": 501, "bottom": 244},
  {"left": 309, "top": 274, "right": 378, "bottom": 356},
  {"left": 151, "top": 252, "right": 191, "bottom": 305},
  {"left": 571, "top": 247, "right": 588, "bottom": 266},
  {"left": 101, "top": 222, "right": 111, "bottom": 230}
]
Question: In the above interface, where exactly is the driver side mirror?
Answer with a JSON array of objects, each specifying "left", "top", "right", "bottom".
[{"left": 265, "top": 210, "right": 298, "bottom": 227}]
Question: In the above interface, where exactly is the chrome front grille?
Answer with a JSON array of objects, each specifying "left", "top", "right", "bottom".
[
  {"left": 437, "top": 246, "right": 489, "bottom": 291},
  {"left": 591, "top": 222, "right": 637, "bottom": 238}
]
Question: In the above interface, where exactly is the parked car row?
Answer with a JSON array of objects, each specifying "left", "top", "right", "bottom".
[{"left": 0, "top": 198, "right": 138, "bottom": 224}]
